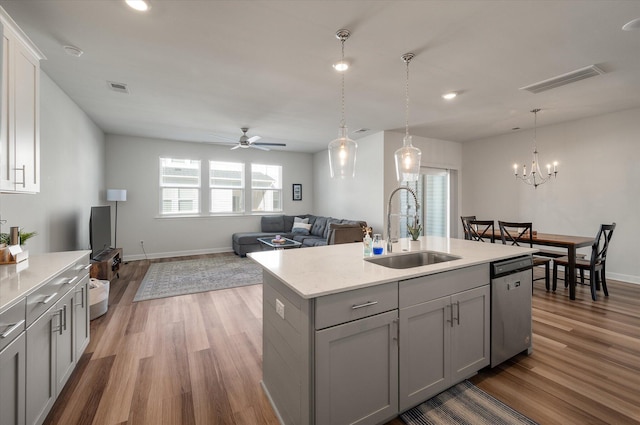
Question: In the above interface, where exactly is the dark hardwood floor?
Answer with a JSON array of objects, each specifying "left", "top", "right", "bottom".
[{"left": 44, "top": 254, "right": 640, "bottom": 425}]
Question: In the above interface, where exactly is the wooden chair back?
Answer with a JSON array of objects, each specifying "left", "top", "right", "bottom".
[
  {"left": 498, "top": 221, "right": 533, "bottom": 247},
  {"left": 590, "top": 223, "right": 616, "bottom": 265},
  {"left": 460, "top": 215, "right": 476, "bottom": 240},
  {"left": 467, "top": 220, "right": 495, "bottom": 243}
]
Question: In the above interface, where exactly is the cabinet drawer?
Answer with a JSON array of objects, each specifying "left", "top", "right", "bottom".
[
  {"left": 315, "top": 282, "right": 398, "bottom": 330},
  {"left": 0, "top": 298, "right": 26, "bottom": 351},
  {"left": 399, "top": 265, "right": 489, "bottom": 309}
]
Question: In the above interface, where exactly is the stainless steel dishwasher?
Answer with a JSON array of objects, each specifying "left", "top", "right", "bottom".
[{"left": 490, "top": 255, "right": 534, "bottom": 367}]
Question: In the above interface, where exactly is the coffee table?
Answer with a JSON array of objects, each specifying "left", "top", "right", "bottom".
[{"left": 257, "top": 237, "right": 302, "bottom": 250}]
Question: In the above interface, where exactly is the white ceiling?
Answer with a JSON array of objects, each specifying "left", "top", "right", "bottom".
[{"left": 2, "top": 0, "right": 640, "bottom": 153}]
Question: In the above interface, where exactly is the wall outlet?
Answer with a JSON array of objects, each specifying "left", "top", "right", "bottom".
[{"left": 276, "top": 298, "right": 285, "bottom": 320}]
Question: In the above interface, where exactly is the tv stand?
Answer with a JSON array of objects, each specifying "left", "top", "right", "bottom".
[{"left": 90, "top": 248, "right": 122, "bottom": 281}]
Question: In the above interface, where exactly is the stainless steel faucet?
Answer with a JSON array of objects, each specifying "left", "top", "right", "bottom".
[{"left": 386, "top": 186, "right": 420, "bottom": 253}]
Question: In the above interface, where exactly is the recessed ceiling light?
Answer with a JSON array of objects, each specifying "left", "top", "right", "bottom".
[
  {"left": 442, "top": 92, "right": 457, "bottom": 100},
  {"left": 63, "top": 45, "right": 83, "bottom": 57},
  {"left": 622, "top": 18, "right": 640, "bottom": 31},
  {"left": 125, "top": 0, "right": 151, "bottom": 12},
  {"left": 333, "top": 61, "right": 349, "bottom": 72}
]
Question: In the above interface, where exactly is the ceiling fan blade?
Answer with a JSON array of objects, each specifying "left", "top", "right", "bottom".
[
  {"left": 254, "top": 142, "right": 287, "bottom": 147},
  {"left": 230, "top": 145, "right": 241, "bottom": 150},
  {"left": 251, "top": 144, "right": 270, "bottom": 151},
  {"left": 247, "top": 135, "right": 261, "bottom": 143}
]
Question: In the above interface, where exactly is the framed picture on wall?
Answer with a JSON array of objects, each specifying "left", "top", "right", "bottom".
[{"left": 293, "top": 184, "right": 302, "bottom": 201}]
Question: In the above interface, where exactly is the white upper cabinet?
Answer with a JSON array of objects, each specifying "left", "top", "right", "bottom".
[{"left": 0, "top": 7, "right": 44, "bottom": 193}]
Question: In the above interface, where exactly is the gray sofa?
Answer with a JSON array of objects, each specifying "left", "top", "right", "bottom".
[{"left": 232, "top": 214, "right": 367, "bottom": 257}]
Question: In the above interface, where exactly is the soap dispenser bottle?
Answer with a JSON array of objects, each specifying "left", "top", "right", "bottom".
[{"left": 363, "top": 230, "right": 372, "bottom": 257}]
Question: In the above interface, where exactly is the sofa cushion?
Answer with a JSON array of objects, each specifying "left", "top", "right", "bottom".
[
  {"left": 325, "top": 218, "right": 341, "bottom": 238},
  {"left": 292, "top": 222, "right": 311, "bottom": 235},
  {"left": 310, "top": 216, "right": 328, "bottom": 237},
  {"left": 261, "top": 216, "right": 285, "bottom": 232},
  {"left": 301, "top": 236, "right": 327, "bottom": 247}
]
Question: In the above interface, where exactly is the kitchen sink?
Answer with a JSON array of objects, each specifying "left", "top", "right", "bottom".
[{"left": 364, "top": 251, "right": 461, "bottom": 269}]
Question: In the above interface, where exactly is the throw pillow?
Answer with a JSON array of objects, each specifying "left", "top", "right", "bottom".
[
  {"left": 292, "top": 222, "right": 311, "bottom": 235},
  {"left": 294, "top": 216, "right": 309, "bottom": 224}
]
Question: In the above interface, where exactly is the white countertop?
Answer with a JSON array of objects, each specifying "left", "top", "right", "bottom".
[
  {"left": 0, "top": 250, "right": 90, "bottom": 311},
  {"left": 248, "top": 237, "right": 536, "bottom": 299}
]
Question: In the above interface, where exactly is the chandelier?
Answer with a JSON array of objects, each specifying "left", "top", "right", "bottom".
[
  {"left": 513, "top": 108, "right": 558, "bottom": 189},
  {"left": 394, "top": 52, "right": 422, "bottom": 182},
  {"left": 328, "top": 29, "right": 357, "bottom": 179}
]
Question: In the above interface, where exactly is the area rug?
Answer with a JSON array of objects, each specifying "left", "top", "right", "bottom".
[
  {"left": 133, "top": 255, "right": 262, "bottom": 302},
  {"left": 401, "top": 380, "right": 538, "bottom": 425}
]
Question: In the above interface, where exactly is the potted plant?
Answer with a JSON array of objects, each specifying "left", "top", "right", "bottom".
[
  {"left": 407, "top": 218, "right": 422, "bottom": 241},
  {"left": 0, "top": 229, "right": 37, "bottom": 246}
]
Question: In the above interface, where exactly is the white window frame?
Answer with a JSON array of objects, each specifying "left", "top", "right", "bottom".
[
  {"left": 209, "top": 161, "right": 245, "bottom": 214},
  {"left": 159, "top": 157, "right": 201, "bottom": 215},
  {"left": 251, "top": 163, "right": 283, "bottom": 213}
]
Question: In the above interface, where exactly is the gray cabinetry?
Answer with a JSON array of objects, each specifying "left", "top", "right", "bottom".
[
  {"left": 24, "top": 254, "right": 90, "bottom": 425},
  {"left": 315, "top": 310, "right": 398, "bottom": 425},
  {"left": 0, "top": 299, "right": 26, "bottom": 425},
  {"left": 398, "top": 265, "right": 490, "bottom": 411}
]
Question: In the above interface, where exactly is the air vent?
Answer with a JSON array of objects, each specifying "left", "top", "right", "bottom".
[
  {"left": 353, "top": 128, "right": 369, "bottom": 134},
  {"left": 519, "top": 65, "right": 604, "bottom": 94},
  {"left": 107, "top": 81, "right": 130, "bottom": 94}
]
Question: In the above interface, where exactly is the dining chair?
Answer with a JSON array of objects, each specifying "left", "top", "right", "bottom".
[
  {"left": 467, "top": 220, "right": 495, "bottom": 243},
  {"left": 460, "top": 215, "right": 476, "bottom": 240},
  {"left": 552, "top": 223, "right": 616, "bottom": 301},
  {"left": 498, "top": 221, "right": 551, "bottom": 291}
]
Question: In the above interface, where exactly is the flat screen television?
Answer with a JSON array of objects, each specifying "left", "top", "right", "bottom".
[{"left": 90, "top": 206, "right": 111, "bottom": 259}]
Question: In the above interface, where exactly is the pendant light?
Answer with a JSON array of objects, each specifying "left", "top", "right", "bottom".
[
  {"left": 395, "top": 52, "right": 422, "bottom": 182},
  {"left": 513, "top": 108, "right": 558, "bottom": 189},
  {"left": 328, "top": 29, "right": 357, "bottom": 179}
]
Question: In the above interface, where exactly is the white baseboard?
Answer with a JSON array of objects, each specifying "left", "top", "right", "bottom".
[{"left": 123, "top": 247, "right": 234, "bottom": 262}]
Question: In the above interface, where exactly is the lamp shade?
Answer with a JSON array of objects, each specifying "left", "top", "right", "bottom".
[
  {"left": 328, "top": 127, "right": 357, "bottom": 179},
  {"left": 395, "top": 135, "right": 422, "bottom": 182},
  {"left": 106, "top": 189, "right": 127, "bottom": 202}
]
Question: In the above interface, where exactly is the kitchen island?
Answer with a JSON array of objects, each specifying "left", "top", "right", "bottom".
[{"left": 249, "top": 237, "right": 535, "bottom": 425}]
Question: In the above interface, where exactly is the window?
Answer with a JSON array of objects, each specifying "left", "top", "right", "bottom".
[
  {"left": 399, "top": 168, "right": 450, "bottom": 238},
  {"left": 251, "top": 164, "right": 282, "bottom": 212},
  {"left": 160, "top": 158, "right": 200, "bottom": 215},
  {"left": 210, "top": 161, "right": 245, "bottom": 213}
]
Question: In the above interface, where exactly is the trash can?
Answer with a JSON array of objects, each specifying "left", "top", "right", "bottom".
[{"left": 89, "top": 278, "right": 110, "bottom": 320}]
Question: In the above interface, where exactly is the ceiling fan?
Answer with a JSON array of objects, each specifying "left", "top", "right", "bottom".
[{"left": 226, "top": 128, "right": 286, "bottom": 151}]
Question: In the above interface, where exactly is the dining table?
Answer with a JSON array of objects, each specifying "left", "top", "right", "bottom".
[{"left": 491, "top": 231, "right": 595, "bottom": 300}]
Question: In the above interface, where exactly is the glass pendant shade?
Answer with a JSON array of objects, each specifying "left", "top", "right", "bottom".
[
  {"left": 395, "top": 135, "right": 421, "bottom": 182},
  {"left": 328, "top": 126, "right": 357, "bottom": 179}
]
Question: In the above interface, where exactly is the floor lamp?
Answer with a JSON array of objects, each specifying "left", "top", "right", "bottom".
[{"left": 106, "top": 189, "right": 127, "bottom": 248}]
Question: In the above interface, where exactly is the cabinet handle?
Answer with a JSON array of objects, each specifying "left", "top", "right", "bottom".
[
  {"left": 83, "top": 264, "right": 92, "bottom": 270},
  {"left": 446, "top": 304, "right": 454, "bottom": 327},
  {"left": 53, "top": 308, "right": 64, "bottom": 335},
  {"left": 13, "top": 165, "right": 26, "bottom": 188},
  {"left": 63, "top": 276, "right": 78, "bottom": 285},
  {"left": 392, "top": 318, "right": 399, "bottom": 342},
  {"left": 351, "top": 301, "right": 378, "bottom": 310},
  {"left": 1, "top": 319, "right": 25, "bottom": 339},
  {"left": 62, "top": 304, "right": 67, "bottom": 331},
  {"left": 75, "top": 286, "right": 85, "bottom": 308},
  {"left": 42, "top": 293, "right": 58, "bottom": 304},
  {"left": 455, "top": 301, "right": 460, "bottom": 325}
]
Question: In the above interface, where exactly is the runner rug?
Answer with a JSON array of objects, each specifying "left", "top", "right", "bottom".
[
  {"left": 401, "top": 380, "right": 538, "bottom": 425},
  {"left": 133, "top": 254, "right": 262, "bottom": 302}
]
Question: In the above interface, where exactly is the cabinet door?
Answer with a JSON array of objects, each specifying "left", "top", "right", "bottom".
[
  {"left": 315, "top": 310, "right": 398, "bottom": 425},
  {"left": 54, "top": 290, "right": 75, "bottom": 395},
  {"left": 13, "top": 38, "right": 39, "bottom": 193},
  {"left": 73, "top": 276, "right": 90, "bottom": 361},
  {"left": 0, "top": 331, "right": 26, "bottom": 425},
  {"left": 450, "top": 285, "right": 490, "bottom": 382},
  {"left": 399, "top": 296, "right": 450, "bottom": 411},
  {"left": 0, "top": 28, "right": 13, "bottom": 191},
  {"left": 26, "top": 309, "right": 56, "bottom": 425}
]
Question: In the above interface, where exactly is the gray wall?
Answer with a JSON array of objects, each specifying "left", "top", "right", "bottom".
[
  {"left": 0, "top": 72, "right": 104, "bottom": 254},
  {"left": 462, "top": 107, "right": 640, "bottom": 284},
  {"left": 105, "top": 134, "right": 314, "bottom": 260}
]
